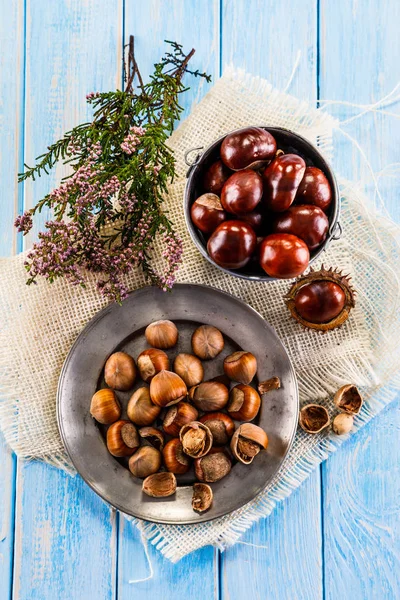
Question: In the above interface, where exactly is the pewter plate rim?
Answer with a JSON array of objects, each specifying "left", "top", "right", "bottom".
[{"left": 57, "top": 283, "right": 299, "bottom": 524}]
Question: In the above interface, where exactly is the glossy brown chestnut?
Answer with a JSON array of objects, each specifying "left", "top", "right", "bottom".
[
  {"left": 190, "top": 193, "right": 227, "bottom": 234},
  {"left": 295, "top": 166, "right": 332, "bottom": 212},
  {"left": 259, "top": 234, "right": 310, "bottom": 278},
  {"left": 294, "top": 281, "right": 346, "bottom": 324},
  {"left": 203, "top": 159, "right": 231, "bottom": 194},
  {"left": 163, "top": 401, "right": 199, "bottom": 437},
  {"left": 162, "top": 438, "right": 191, "bottom": 474},
  {"left": 273, "top": 205, "right": 329, "bottom": 251},
  {"left": 228, "top": 384, "right": 261, "bottom": 421},
  {"left": 238, "top": 210, "right": 264, "bottom": 233},
  {"left": 199, "top": 413, "right": 235, "bottom": 446},
  {"left": 263, "top": 154, "right": 306, "bottom": 212},
  {"left": 207, "top": 221, "right": 257, "bottom": 269},
  {"left": 220, "top": 127, "right": 277, "bottom": 171},
  {"left": 221, "top": 170, "right": 263, "bottom": 215}
]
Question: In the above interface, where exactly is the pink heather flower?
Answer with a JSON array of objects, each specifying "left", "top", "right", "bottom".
[
  {"left": 153, "top": 165, "right": 161, "bottom": 175},
  {"left": 15, "top": 211, "right": 33, "bottom": 233},
  {"left": 120, "top": 126, "right": 146, "bottom": 155},
  {"left": 86, "top": 92, "right": 101, "bottom": 100}
]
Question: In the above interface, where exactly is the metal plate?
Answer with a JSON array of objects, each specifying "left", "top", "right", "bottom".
[{"left": 57, "top": 284, "right": 299, "bottom": 524}]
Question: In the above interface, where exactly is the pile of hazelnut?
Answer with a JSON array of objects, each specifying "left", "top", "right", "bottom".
[
  {"left": 90, "top": 319, "right": 275, "bottom": 513},
  {"left": 190, "top": 126, "right": 333, "bottom": 278},
  {"left": 299, "top": 384, "right": 363, "bottom": 435}
]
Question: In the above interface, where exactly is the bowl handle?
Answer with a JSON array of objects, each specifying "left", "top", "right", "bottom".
[
  {"left": 184, "top": 146, "right": 204, "bottom": 177},
  {"left": 329, "top": 221, "right": 342, "bottom": 241}
]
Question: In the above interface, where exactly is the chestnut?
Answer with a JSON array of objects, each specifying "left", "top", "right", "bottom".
[
  {"left": 199, "top": 412, "right": 235, "bottom": 446},
  {"left": 203, "top": 159, "right": 231, "bottom": 194},
  {"left": 220, "top": 127, "right": 277, "bottom": 171},
  {"left": 163, "top": 401, "right": 199, "bottom": 437},
  {"left": 228, "top": 384, "right": 261, "bottom": 421},
  {"left": 137, "top": 348, "right": 169, "bottom": 383},
  {"left": 263, "top": 154, "right": 306, "bottom": 212},
  {"left": 104, "top": 351, "right": 137, "bottom": 391},
  {"left": 191, "top": 325, "right": 224, "bottom": 360},
  {"left": 128, "top": 446, "right": 162, "bottom": 478},
  {"left": 207, "top": 221, "right": 257, "bottom": 269},
  {"left": 238, "top": 209, "right": 264, "bottom": 233},
  {"left": 273, "top": 205, "right": 329, "bottom": 251},
  {"left": 194, "top": 451, "right": 232, "bottom": 482},
  {"left": 295, "top": 166, "right": 332, "bottom": 212},
  {"left": 259, "top": 233, "right": 309, "bottom": 278},
  {"left": 220, "top": 170, "right": 263, "bottom": 215},
  {"left": 294, "top": 281, "right": 346, "bottom": 324},
  {"left": 162, "top": 438, "right": 191, "bottom": 474},
  {"left": 190, "top": 193, "right": 227, "bottom": 234},
  {"left": 189, "top": 381, "right": 229, "bottom": 412},
  {"left": 106, "top": 420, "right": 140, "bottom": 457},
  {"left": 223, "top": 351, "right": 257, "bottom": 385}
]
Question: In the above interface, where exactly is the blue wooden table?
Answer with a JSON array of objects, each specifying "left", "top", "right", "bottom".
[{"left": 1, "top": 1, "right": 400, "bottom": 598}]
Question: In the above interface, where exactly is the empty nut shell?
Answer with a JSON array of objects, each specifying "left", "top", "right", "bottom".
[
  {"left": 258, "top": 377, "right": 281, "bottom": 394},
  {"left": 230, "top": 423, "right": 269, "bottom": 464},
  {"left": 192, "top": 483, "right": 213, "bottom": 513},
  {"left": 127, "top": 387, "right": 161, "bottom": 426},
  {"left": 106, "top": 420, "right": 140, "bottom": 457},
  {"left": 299, "top": 404, "right": 330, "bottom": 434},
  {"left": 191, "top": 325, "right": 224, "bottom": 360},
  {"left": 128, "top": 446, "right": 162, "bottom": 478},
  {"left": 150, "top": 370, "right": 188, "bottom": 408},
  {"left": 333, "top": 384, "right": 363, "bottom": 415},
  {"left": 138, "top": 427, "right": 165, "bottom": 450},
  {"left": 228, "top": 384, "right": 261, "bottom": 421},
  {"left": 194, "top": 451, "right": 232, "bottom": 482},
  {"left": 223, "top": 351, "right": 257, "bottom": 385},
  {"left": 188, "top": 381, "right": 229, "bottom": 412},
  {"left": 137, "top": 348, "right": 169, "bottom": 383},
  {"left": 180, "top": 421, "right": 213, "bottom": 458},
  {"left": 90, "top": 388, "right": 121, "bottom": 425},
  {"left": 104, "top": 352, "right": 137, "bottom": 391},
  {"left": 142, "top": 472, "right": 177, "bottom": 497},
  {"left": 332, "top": 413, "right": 354, "bottom": 435},
  {"left": 199, "top": 412, "right": 235, "bottom": 446},
  {"left": 145, "top": 320, "right": 178, "bottom": 349},
  {"left": 173, "top": 353, "right": 204, "bottom": 388},
  {"left": 163, "top": 401, "right": 199, "bottom": 437},
  {"left": 162, "top": 438, "right": 191, "bottom": 474}
]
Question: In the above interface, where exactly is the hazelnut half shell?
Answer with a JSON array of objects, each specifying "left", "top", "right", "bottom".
[
  {"left": 179, "top": 421, "right": 213, "bottom": 458},
  {"left": 104, "top": 352, "right": 137, "bottom": 391},
  {"left": 194, "top": 451, "right": 232, "bottom": 482},
  {"left": 138, "top": 427, "right": 165, "bottom": 450},
  {"left": 223, "top": 351, "right": 257, "bottom": 385},
  {"left": 299, "top": 404, "right": 330, "bottom": 434},
  {"left": 230, "top": 423, "right": 268, "bottom": 464},
  {"left": 334, "top": 384, "right": 363, "bottom": 415},
  {"left": 163, "top": 401, "right": 199, "bottom": 437},
  {"left": 145, "top": 320, "right": 178, "bottom": 349},
  {"left": 150, "top": 370, "right": 187, "bottom": 408},
  {"left": 142, "top": 472, "right": 177, "bottom": 497},
  {"left": 191, "top": 325, "right": 224, "bottom": 360},
  {"left": 90, "top": 388, "right": 121, "bottom": 425},
  {"left": 137, "top": 348, "right": 169, "bottom": 383},
  {"left": 188, "top": 381, "right": 229, "bottom": 412},
  {"left": 192, "top": 483, "right": 213, "bottom": 512}
]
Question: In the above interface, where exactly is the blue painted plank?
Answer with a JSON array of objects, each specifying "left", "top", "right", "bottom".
[
  {"left": 13, "top": 1, "right": 123, "bottom": 598},
  {"left": 319, "top": 0, "right": 400, "bottom": 597},
  {"left": 220, "top": 2, "right": 323, "bottom": 598},
  {"left": 117, "top": 3, "right": 220, "bottom": 596},
  {"left": 0, "top": 0, "right": 24, "bottom": 597}
]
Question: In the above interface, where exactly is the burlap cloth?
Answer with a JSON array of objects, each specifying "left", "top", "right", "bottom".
[{"left": 1, "top": 68, "right": 400, "bottom": 562}]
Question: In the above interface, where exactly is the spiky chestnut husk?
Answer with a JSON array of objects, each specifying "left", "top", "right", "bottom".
[{"left": 285, "top": 266, "right": 355, "bottom": 332}]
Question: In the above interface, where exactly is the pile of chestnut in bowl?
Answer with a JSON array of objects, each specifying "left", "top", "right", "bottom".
[
  {"left": 90, "top": 319, "right": 275, "bottom": 514},
  {"left": 190, "top": 127, "right": 334, "bottom": 278}
]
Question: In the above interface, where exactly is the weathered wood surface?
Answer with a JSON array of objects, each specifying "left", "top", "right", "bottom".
[{"left": 0, "top": 1, "right": 399, "bottom": 598}]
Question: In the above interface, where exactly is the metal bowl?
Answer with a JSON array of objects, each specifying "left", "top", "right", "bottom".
[
  {"left": 57, "top": 284, "right": 299, "bottom": 525},
  {"left": 184, "top": 126, "right": 341, "bottom": 282}
]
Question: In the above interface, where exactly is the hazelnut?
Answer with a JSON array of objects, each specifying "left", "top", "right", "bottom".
[
  {"left": 173, "top": 353, "right": 204, "bottom": 388},
  {"left": 90, "top": 388, "right": 121, "bottom": 425},
  {"left": 104, "top": 352, "right": 137, "bottom": 391},
  {"left": 145, "top": 320, "right": 178, "bottom": 349},
  {"left": 137, "top": 348, "right": 169, "bottom": 383},
  {"left": 223, "top": 351, "right": 257, "bottom": 385},
  {"left": 332, "top": 413, "right": 354, "bottom": 435},
  {"left": 191, "top": 325, "right": 224, "bottom": 360}
]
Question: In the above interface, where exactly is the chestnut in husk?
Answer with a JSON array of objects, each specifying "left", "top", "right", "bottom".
[
  {"left": 259, "top": 233, "right": 310, "bottom": 278},
  {"left": 220, "top": 127, "right": 277, "bottom": 171},
  {"left": 203, "top": 159, "right": 231, "bottom": 194},
  {"left": 285, "top": 267, "right": 355, "bottom": 331},
  {"left": 263, "top": 154, "right": 306, "bottom": 212},
  {"left": 221, "top": 170, "right": 263, "bottom": 215},
  {"left": 273, "top": 205, "right": 329, "bottom": 251},
  {"left": 295, "top": 166, "right": 332, "bottom": 212},
  {"left": 190, "top": 193, "right": 227, "bottom": 234},
  {"left": 207, "top": 221, "right": 257, "bottom": 269}
]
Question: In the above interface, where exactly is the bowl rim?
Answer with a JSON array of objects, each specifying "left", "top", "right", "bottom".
[{"left": 184, "top": 125, "right": 341, "bottom": 282}]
